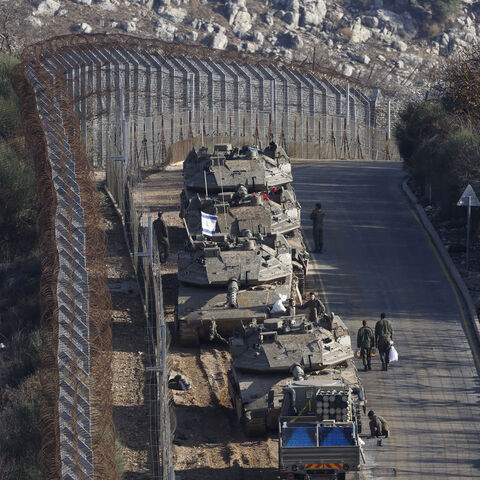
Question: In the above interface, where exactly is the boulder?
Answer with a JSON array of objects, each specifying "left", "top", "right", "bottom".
[
  {"left": 204, "top": 31, "right": 229, "bottom": 50},
  {"left": 78, "top": 22, "right": 93, "bottom": 33},
  {"left": 72, "top": 0, "right": 92, "bottom": 5},
  {"left": 350, "top": 18, "right": 372, "bottom": 43},
  {"left": 233, "top": 9, "right": 253, "bottom": 35},
  {"left": 362, "top": 15, "right": 379, "bottom": 28},
  {"left": 342, "top": 64, "right": 354, "bottom": 76},
  {"left": 283, "top": 11, "right": 300, "bottom": 25},
  {"left": 391, "top": 39, "right": 408, "bottom": 51},
  {"left": 122, "top": 21, "right": 137, "bottom": 33},
  {"left": 27, "top": 15, "right": 43, "bottom": 27},
  {"left": 253, "top": 30, "right": 265, "bottom": 44},
  {"left": 277, "top": 31, "right": 304, "bottom": 49},
  {"left": 262, "top": 13, "right": 274, "bottom": 25},
  {"left": 154, "top": 21, "right": 177, "bottom": 41},
  {"left": 158, "top": 6, "right": 187, "bottom": 24},
  {"left": 299, "top": 0, "right": 327, "bottom": 27},
  {"left": 349, "top": 52, "right": 371, "bottom": 64},
  {"left": 35, "top": 0, "right": 61, "bottom": 16}
]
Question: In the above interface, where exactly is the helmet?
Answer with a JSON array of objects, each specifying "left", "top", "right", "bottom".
[{"left": 368, "top": 410, "right": 375, "bottom": 418}]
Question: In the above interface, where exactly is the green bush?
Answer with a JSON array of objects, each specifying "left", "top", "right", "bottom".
[
  {"left": 0, "top": 375, "right": 42, "bottom": 480},
  {"left": 395, "top": 100, "right": 450, "bottom": 177},
  {"left": 0, "top": 54, "right": 18, "bottom": 98},
  {"left": 0, "top": 142, "right": 36, "bottom": 260},
  {"left": 430, "top": 0, "right": 461, "bottom": 21}
]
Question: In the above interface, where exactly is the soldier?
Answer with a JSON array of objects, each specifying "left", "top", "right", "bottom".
[
  {"left": 375, "top": 312, "right": 393, "bottom": 371},
  {"left": 357, "top": 320, "right": 374, "bottom": 371},
  {"left": 298, "top": 292, "right": 326, "bottom": 324},
  {"left": 285, "top": 298, "right": 296, "bottom": 317},
  {"left": 368, "top": 410, "right": 390, "bottom": 438},
  {"left": 153, "top": 211, "right": 169, "bottom": 263},
  {"left": 310, "top": 203, "right": 325, "bottom": 253}
]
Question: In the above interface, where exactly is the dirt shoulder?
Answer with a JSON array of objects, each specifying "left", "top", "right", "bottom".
[{"left": 101, "top": 188, "right": 151, "bottom": 479}]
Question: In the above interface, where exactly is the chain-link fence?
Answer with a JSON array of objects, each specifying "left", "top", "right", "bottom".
[{"left": 105, "top": 158, "right": 173, "bottom": 480}]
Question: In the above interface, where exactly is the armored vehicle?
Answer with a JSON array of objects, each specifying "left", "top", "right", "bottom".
[
  {"left": 227, "top": 314, "right": 356, "bottom": 436},
  {"left": 180, "top": 185, "right": 309, "bottom": 293},
  {"left": 278, "top": 371, "right": 365, "bottom": 480},
  {"left": 176, "top": 233, "right": 294, "bottom": 345},
  {"left": 183, "top": 143, "right": 293, "bottom": 193}
]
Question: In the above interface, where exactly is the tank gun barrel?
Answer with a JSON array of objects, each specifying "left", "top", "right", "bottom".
[{"left": 227, "top": 279, "right": 239, "bottom": 308}]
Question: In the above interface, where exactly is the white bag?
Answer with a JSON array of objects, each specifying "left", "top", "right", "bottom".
[
  {"left": 389, "top": 345, "right": 399, "bottom": 362},
  {"left": 271, "top": 299, "right": 286, "bottom": 314}
]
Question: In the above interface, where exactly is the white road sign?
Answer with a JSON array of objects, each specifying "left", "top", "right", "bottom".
[{"left": 457, "top": 184, "right": 480, "bottom": 207}]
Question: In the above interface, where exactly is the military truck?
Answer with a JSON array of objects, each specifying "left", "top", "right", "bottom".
[
  {"left": 176, "top": 233, "right": 294, "bottom": 345},
  {"left": 227, "top": 314, "right": 356, "bottom": 436},
  {"left": 183, "top": 143, "right": 293, "bottom": 193},
  {"left": 278, "top": 370, "right": 365, "bottom": 480},
  {"left": 180, "top": 185, "right": 309, "bottom": 293}
]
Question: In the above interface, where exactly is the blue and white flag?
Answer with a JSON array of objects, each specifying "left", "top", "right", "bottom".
[{"left": 201, "top": 211, "right": 218, "bottom": 236}]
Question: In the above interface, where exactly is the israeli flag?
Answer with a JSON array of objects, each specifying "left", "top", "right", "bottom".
[{"left": 201, "top": 211, "right": 218, "bottom": 236}]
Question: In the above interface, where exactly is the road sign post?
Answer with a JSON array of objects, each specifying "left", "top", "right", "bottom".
[{"left": 457, "top": 184, "right": 480, "bottom": 270}]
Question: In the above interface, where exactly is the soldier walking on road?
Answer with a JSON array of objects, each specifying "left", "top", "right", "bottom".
[
  {"left": 153, "top": 211, "right": 169, "bottom": 263},
  {"left": 298, "top": 292, "right": 326, "bottom": 324},
  {"left": 357, "top": 320, "right": 374, "bottom": 371},
  {"left": 375, "top": 312, "right": 393, "bottom": 371},
  {"left": 368, "top": 410, "right": 390, "bottom": 438},
  {"left": 310, "top": 203, "right": 325, "bottom": 253}
]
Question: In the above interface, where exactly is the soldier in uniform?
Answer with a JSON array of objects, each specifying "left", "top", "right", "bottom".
[
  {"left": 357, "top": 320, "right": 374, "bottom": 371},
  {"left": 285, "top": 298, "right": 296, "bottom": 317},
  {"left": 298, "top": 292, "right": 326, "bottom": 324},
  {"left": 368, "top": 410, "right": 389, "bottom": 438},
  {"left": 310, "top": 203, "right": 325, "bottom": 253},
  {"left": 153, "top": 211, "right": 169, "bottom": 263},
  {"left": 375, "top": 312, "right": 393, "bottom": 371}
]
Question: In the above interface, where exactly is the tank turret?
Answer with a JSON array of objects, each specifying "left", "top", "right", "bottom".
[
  {"left": 176, "top": 234, "right": 294, "bottom": 345},
  {"left": 183, "top": 143, "right": 293, "bottom": 193},
  {"left": 180, "top": 184, "right": 301, "bottom": 237}
]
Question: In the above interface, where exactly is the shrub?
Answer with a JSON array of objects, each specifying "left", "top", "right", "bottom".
[
  {"left": 339, "top": 27, "right": 353, "bottom": 41},
  {"left": 395, "top": 100, "right": 450, "bottom": 177},
  {"left": 430, "top": 0, "right": 461, "bottom": 21},
  {"left": 0, "top": 375, "right": 42, "bottom": 479},
  {"left": 0, "top": 142, "right": 36, "bottom": 261}
]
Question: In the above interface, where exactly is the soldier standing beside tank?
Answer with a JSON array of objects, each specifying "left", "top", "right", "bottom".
[
  {"left": 153, "top": 211, "right": 169, "bottom": 263},
  {"left": 298, "top": 292, "right": 326, "bottom": 324},
  {"left": 375, "top": 312, "right": 393, "bottom": 371},
  {"left": 357, "top": 320, "right": 374, "bottom": 371},
  {"left": 310, "top": 203, "right": 325, "bottom": 253}
]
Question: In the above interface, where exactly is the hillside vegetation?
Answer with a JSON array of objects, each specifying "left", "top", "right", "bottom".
[
  {"left": 396, "top": 45, "right": 480, "bottom": 220},
  {"left": 0, "top": 54, "right": 41, "bottom": 479}
]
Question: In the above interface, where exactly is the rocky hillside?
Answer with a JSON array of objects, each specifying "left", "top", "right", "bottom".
[{"left": 2, "top": 0, "right": 479, "bottom": 100}]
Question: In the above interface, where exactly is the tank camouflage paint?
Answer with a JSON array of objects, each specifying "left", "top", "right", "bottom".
[
  {"left": 183, "top": 143, "right": 293, "bottom": 193},
  {"left": 180, "top": 185, "right": 309, "bottom": 293},
  {"left": 177, "top": 233, "right": 294, "bottom": 345},
  {"left": 227, "top": 315, "right": 357, "bottom": 435}
]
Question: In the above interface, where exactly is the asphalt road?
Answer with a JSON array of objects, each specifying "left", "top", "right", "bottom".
[{"left": 293, "top": 160, "right": 480, "bottom": 480}]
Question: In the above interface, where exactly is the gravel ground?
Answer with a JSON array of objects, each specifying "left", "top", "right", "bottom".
[{"left": 101, "top": 188, "right": 152, "bottom": 479}]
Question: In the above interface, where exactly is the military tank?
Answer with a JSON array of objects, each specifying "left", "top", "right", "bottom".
[
  {"left": 176, "top": 232, "right": 294, "bottom": 345},
  {"left": 227, "top": 314, "right": 357, "bottom": 436},
  {"left": 180, "top": 184, "right": 309, "bottom": 293},
  {"left": 183, "top": 143, "right": 293, "bottom": 193}
]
